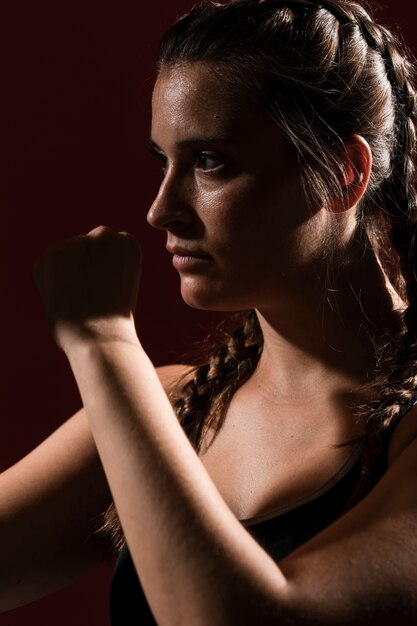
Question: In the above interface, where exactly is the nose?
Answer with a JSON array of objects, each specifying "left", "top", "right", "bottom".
[{"left": 147, "top": 170, "right": 194, "bottom": 231}]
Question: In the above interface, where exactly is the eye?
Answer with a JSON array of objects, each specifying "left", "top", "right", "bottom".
[{"left": 195, "top": 151, "right": 224, "bottom": 172}]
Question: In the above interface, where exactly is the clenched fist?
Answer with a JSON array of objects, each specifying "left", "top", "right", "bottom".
[{"left": 33, "top": 226, "right": 141, "bottom": 349}]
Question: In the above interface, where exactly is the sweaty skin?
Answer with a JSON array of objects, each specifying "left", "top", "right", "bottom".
[{"left": 4, "top": 61, "right": 417, "bottom": 624}]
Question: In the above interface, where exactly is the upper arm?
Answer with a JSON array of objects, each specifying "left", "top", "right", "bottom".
[
  {"left": 387, "top": 405, "right": 417, "bottom": 465},
  {"left": 275, "top": 434, "right": 417, "bottom": 625},
  {"left": 0, "top": 408, "right": 112, "bottom": 612},
  {"left": 157, "top": 368, "right": 417, "bottom": 624}
]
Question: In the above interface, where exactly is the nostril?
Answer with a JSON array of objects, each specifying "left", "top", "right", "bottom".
[
  {"left": 147, "top": 205, "right": 187, "bottom": 232},
  {"left": 146, "top": 196, "right": 170, "bottom": 229},
  {"left": 147, "top": 196, "right": 194, "bottom": 230},
  {"left": 147, "top": 173, "right": 196, "bottom": 230},
  {"left": 146, "top": 204, "right": 175, "bottom": 230}
]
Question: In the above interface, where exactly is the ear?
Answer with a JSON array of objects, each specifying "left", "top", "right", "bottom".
[{"left": 330, "top": 134, "right": 373, "bottom": 213}]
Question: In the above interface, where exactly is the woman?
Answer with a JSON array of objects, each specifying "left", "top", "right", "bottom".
[{"left": 2, "top": 0, "right": 417, "bottom": 623}]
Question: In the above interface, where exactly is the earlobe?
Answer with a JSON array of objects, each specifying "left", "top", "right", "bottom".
[{"left": 330, "top": 134, "right": 372, "bottom": 213}]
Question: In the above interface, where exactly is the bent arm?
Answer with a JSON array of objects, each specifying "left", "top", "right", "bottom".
[
  {"left": 0, "top": 409, "right": 112, "bottom": 612},
  {"left": 278, "top": 437, "right": 417, "bottom": 624},
  {"left": 65, "top": 332, "right": 417, "bottom": 626}
]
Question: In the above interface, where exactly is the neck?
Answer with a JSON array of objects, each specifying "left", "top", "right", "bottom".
[{"left": 252, "top": 240, "right": 403, "bottom": 403}]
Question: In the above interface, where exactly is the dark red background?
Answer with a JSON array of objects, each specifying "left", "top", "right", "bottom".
[{"left": 2, "top": 1, "right": 417, "bottom": 624}]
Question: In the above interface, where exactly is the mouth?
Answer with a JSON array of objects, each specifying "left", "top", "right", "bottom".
[
  {"left": 166, "top": 244, "right": 210, "bottom": 259},
  {"left": 166, "top": 245, "right": 212, "bottom": 271}
]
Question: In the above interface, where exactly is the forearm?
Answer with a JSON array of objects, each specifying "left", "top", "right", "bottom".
[
  {"left": 65, "top": 333, "right": 417, "bottom": 625},
  {"left": 32, "top": 218, "right": 417, "bottom": 625},
  {"left": 0, "top": 410, "right": 112, "bottom": 612},
  {"left": 65, "top": 335, "right": 288, "bottom": 626}
]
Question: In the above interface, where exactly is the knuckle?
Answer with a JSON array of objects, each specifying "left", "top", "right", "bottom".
[{"left": 88, "top": 225, "right": 111, "bottom": 237}]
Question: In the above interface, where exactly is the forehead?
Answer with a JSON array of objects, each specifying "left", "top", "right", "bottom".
[{"left": 151, "top": 62, "right": 277, "bottom": 145}]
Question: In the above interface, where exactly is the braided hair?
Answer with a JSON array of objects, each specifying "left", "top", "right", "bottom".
[{"left": 101, "top": 0, "right": 417, "bottom": 549}]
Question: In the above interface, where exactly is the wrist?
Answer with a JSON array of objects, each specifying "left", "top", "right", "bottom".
[{"left": 56, "top": 316, "right": 140, "bottom": 354}]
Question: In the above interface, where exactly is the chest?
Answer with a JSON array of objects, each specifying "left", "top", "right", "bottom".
[{"left": 198, "top": 394, "right": 362, "bottom": 523}]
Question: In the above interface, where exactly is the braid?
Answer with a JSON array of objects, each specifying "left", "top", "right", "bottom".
[
  {"left": 99, "top": 311, "right": 263, "bottom": 550},
  {"left": 351, "top": 8, "right": 417, "bottom": 221},
  {"left": 160, "top": 0, "right": 417, "bottom": 495},
  {"left": 298, "top": 2, "right": 417, "bottom": 494},
  {"left": 171, "top": 310, "right": 263, "bottom": 452},
  {"left": 354, "top": 12, "right": 417, "bottom": 437},
  {"left": 101, "top": 0, "right": 417, "bottom": 546}
]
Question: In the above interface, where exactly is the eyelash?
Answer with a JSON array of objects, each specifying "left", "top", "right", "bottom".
[
  {"left": 195, "top": 152, "right": 223, "bottom": 172},
  {"left": 149, "top": 149, "right": 224, "bottom": 175}
]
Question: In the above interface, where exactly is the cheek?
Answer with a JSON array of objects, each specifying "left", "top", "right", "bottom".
[
  {"left": 195, "top": 170, "right": 315, "bottom": 280},
  {"left": 208, "top": 181, "right": 307, "bottom": 248},
  {"left": 197, "top": 176, "right": 267, "bottom": 239}
]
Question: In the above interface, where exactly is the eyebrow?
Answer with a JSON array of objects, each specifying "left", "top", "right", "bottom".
[{"left": 148, "top": 135, "right": 238, "bottom": 151}]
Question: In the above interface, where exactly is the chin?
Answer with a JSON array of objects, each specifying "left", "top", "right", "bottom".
[{"left": 179, "top": 282, "right": 251, "bottom": 313}]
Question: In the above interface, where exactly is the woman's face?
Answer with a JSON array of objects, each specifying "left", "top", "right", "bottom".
[{"left": 147, "top": 62, "right": 330, "bottom": 313}]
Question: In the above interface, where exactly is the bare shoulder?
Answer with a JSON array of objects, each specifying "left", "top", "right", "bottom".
[
  {"left": 156, "top": 363, "right": 195, "bottom": 393},
  {"left": 278, "top": 429, "right": 417, "bottom": 624},
  {"left": 374, "top": 406, "right": 417, "bottom": 514},
  {"left": 387, "top": 404, "right": 417, "bottom": 466}
]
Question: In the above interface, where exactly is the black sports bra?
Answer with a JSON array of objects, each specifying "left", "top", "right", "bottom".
[{"left": 109, "top": 444, "right": 363, "bottom": 626}]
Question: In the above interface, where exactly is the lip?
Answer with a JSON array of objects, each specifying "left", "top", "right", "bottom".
[
  {"left": 166, "top": 244, "right": 210, "bottom": 258},
  {"left": 166, "top": 244, "right": 211, "bottom": 271}
]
